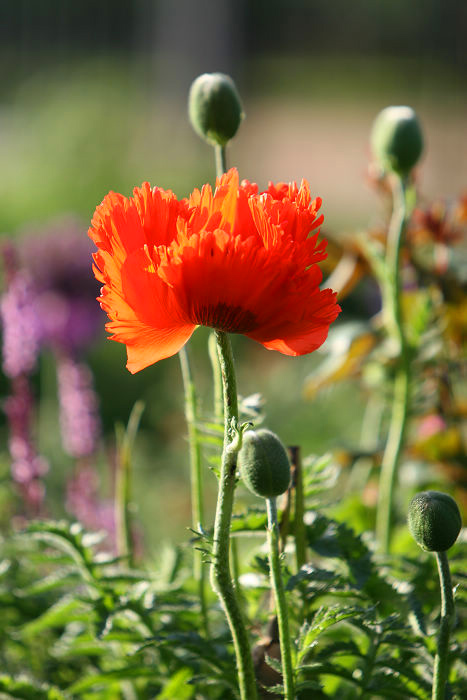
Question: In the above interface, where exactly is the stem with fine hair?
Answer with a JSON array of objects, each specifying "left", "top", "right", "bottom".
[
  {"left": 289, "top": 446, "right": 306, "bottom": 572},
  {"left": 178, "top": 345, "right": 209, "bottom": 636},
  {"left": 215, "top": 144, "right": 227, "bottom": 178},
  {"left": 266, "top": 497, "right": 295, "bottom": 699},
  {"left": 211, "top": 330, "right": 257, "bottom": 700},
  {"left": 376, "top": 174, "right": 411, "bottom": 553},
  {"left": 209, "top": 329, "right": 244, "bottom": 599},
  {"left": 212, "top": 142, "right": 247, "bottom": 601},
  {"left": 208, "top": 331, "right": 224, "bottom": 421},
  {"left": 433, "top": 551, "right": 455, "bottom": 700}
]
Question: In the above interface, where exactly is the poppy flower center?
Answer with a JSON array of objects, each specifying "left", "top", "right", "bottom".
[{"left": 194, "top": 302, "right": 257, "bottom": 334}]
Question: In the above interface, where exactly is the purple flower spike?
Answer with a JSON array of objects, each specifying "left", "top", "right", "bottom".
[
  {"left": 57, "top": 355, "right": 101, "bottom": 458},
  {"left": 4, "top": 377, "right": 48, "bottom": 513},
  {"left": 18, "top": 218, "right": 102, "bottom": 353},
  {"left": 1, "top": 273, "right": 42, "bottom": 378}
]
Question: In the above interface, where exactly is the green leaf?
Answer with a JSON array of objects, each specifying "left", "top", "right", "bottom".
[
  {"left": 365, "top": 667, "right": 430, "bottom": 699},
  {"left": 24, "top": 521, "right": 102, "bottom": 588},
  {"left": 0, "top": 675, "right": 67, "bottom": 699},
  {"left": 305, "top": 516, "right": 374, "bottom": 590},
  {"left": 297, "top": 660, "right": 357, "bottom": 684},
  {"left": 20, "top": 595, "right": 91, "bottom": 638},
  {"left": 66, "top": 666, "right": 158, "bottom": 694},
  {"left": 230, "top": 509, "right": 267, "bottom": 533},
  {"left": 264, "top": 653, "right": 283, "bottom": 674},
  {"left": 14, "top": 568, "right": 79, "bottom": 597},
  {"left": 196, "top": 421, "right": 224, "bottom": 435},
  {"left": 297, "top": 606, "right": 367, "bottom": 664},
  {"left": 295, "top": 679, "right": 323, "bottom": 692},
  {"left": 198, "top": 434, "right": 224, "bottom": 448},
  {"left": 402, "top": 288, "right": 433, "bottom": 348},
  {"left": 314, "top": 639, "right": 363, "bottom": 660},
  {"left": 158, "top": 668, "right": 195, "bottom": 699}
]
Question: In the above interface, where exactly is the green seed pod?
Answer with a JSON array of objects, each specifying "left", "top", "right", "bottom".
[
  {"left": 238, "top": 429, "right": 291, "bottom": 499},
  {"left": 188, "top": 72, "right": 244, "bottom": 147},
  {"left": 408, "top": 491, "right": 462, "bottom": 552},
  {"left": 370, "top": 105, "right": 423, "bottom": 176}
]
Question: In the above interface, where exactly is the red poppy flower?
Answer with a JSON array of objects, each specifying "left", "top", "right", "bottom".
[{"left": 89, "top": 169, "right": 340, "bottom": 373}]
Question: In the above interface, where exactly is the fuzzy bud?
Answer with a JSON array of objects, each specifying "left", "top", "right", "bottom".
[
  {"left": 371, "top": 106, "right": 423, "bottom": 176},
  {"left": 238, "top": 429, "right": 291, "bottom": 499},
  {"left": 188, "top": 73, "right": 244, "bottom": 147},
  {"left": 408, "top": 491, "right": 462, "bottom": 552}
]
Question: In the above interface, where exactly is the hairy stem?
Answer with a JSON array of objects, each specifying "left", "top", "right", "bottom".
[
  {"left": 211, "top": 330, "right": 257, "bottom": 700},
  {"left": 433, "top": 551, "right": 455, "bottom": 700},
  {"left": 208, "top": 331, "right": 224, "bottom": 422},
  {"left": 178, "top": 345, "right": 209, "bottom": 636},
  {"left": 376, "top": 174, "right": 411, "bottom": 553},
  {"left": 289, "top": 446, "right": 306, "bottom": 572},
  {"left": 214, "top": 144, "right": 227, "bottom": 179},
  {"left": 266, "top": 498, "right": 295, "bottom": 699}
]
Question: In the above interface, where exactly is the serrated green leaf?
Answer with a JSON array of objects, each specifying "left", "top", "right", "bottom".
[
  {"left": 372, "top": 660, "right": 431, "bottom": 698},
  {"left": 365, "top": 668, "right": 430, "bottom": 699},
  {"left": 264, "top": 653, "right": 283, "bottom": 674},
  {"left": 297, "top": 605, "right": 367, "bottom": 664},
  {"left": 305, "top": 516, "right": 374, "bottom": 589}
]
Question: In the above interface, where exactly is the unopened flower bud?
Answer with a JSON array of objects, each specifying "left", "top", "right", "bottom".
[
  {"left": 371, "top": 106, "right": 423, "bottom": 176},
  {"left": 408, "top": 491, "right": 462, "bottom": 552},
  {"left": 238, "top": 429, "right": 291, "bottom": 499},
  {"left": 188, "top": 73, "right": 244, "bottom": 147}
]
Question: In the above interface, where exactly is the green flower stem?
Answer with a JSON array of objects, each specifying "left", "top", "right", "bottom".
[
  {"left": 178, "top": 345, "right": 209, "bottom": 636},
  {"left": 115, "top": 401, "right": 144, "bottom": 567},
  {"left": 211, "top": 330, "right": 257, "bottom": 700},
  {"left": 208, "top": 331, "right": 224, "bottom": 422},
  {"left": 215, "top": 144, "right": 227, "bottom": 179},
  {"left": 376, "top": 174, "right": 411, "bottom": 553},
  {"left": 289, "top": 446, "right": 306, "bottom": 571},
  {"left": 209, "top": 330, "right": 246, "bottom": 600},
  {"left": 266, "top": 498, "right": 295, "bottom": 700},
  {"left": 433, "top": 551, "right": 455, "bottom": 700}
]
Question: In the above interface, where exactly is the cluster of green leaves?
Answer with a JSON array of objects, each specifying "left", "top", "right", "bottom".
[
  {"left": 0, "top": 522, "right": 237, "bottom": 699},
  {"left": 1, "top": 449, "right": 464, "bottom": 699}
]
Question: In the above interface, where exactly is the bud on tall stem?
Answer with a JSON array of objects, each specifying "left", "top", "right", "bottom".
[
  {"left": 188, "top": 72, "right": 244, "bottom": 148},
  {"left": 373, "top": 105, "right": 424, "bottom": 553},
  {"left": 408, "top": 491, "right": 461, "bottom": 700}
]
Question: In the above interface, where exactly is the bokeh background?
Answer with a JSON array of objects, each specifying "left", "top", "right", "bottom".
[{"left": 1, "top": 0, "right": 466, "bottom": 551}]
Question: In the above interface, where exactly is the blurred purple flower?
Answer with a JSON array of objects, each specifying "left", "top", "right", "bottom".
[
  {"left": 1, "top": 219, "right": 102, "bottom": 371},
  {"left": 1, "top": 218, "right": 104, "bottom": 514},
  {"left": 17, "top": 218, "right": 102, "bottom": 353},
  {"left": 4, "top": 377, "right": 49, "bottom": 513},
  {"left": 57, "top": 354, "right": 101, "bottom": 458},
  {"left": 0, "top": 272, "right": 42, "bottom": 378}
]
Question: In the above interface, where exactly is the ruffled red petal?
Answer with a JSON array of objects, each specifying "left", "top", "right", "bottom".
[{"left": 89, "top": 168, "right": 340, "bottom": 371}]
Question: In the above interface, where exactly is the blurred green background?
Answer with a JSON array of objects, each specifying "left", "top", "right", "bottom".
[{"left": 1, "top": 0, "right": 465, "bottom": 552}]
